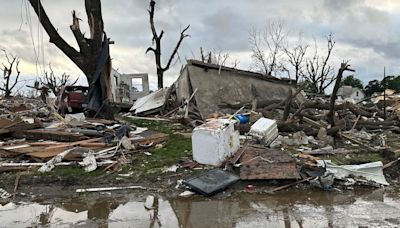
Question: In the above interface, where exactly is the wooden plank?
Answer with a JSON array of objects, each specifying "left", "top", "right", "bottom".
[
  {"left": 269, "top": 177, "right": 313, "bottom": 193},
  {"left": 6, "top": 121, "right": 42, "bottom": 132},
  {"left": 44, "top": 138, "right": 102, "bottom": 153},
  {"left": 29, "top": 141, "right": 107, "bottom": 148},
  {"left": 29, "top": 141, "right": 65, "bottom": 146},
  {"left": 86, "top": 118, "right": 117, "bottom": 125},
  {"left": 0, "top": 129, "right": 10, "bottom": 135},
  {"left": 5, "top": 138, "right": 104, "bottom": 159},
  {"left": 0, "top": 149, "right": 20, "bottom": 158},
  {"left": 132, "top": 133, "right": 169, "bottom": 145},
  {"left": 12, "top": 129, "right": 88, "bottom": 142}
]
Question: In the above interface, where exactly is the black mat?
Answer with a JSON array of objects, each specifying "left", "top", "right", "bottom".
[{"left": 183, "top": 169, "right": 239, "bottom": 196}]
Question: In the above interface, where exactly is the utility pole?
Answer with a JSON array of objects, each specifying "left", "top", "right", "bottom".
[{"left": 383, "top": 66, "right": 386, "bottom": 119}]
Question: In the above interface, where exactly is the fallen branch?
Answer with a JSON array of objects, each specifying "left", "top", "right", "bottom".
[
  {"left": 268, "top": 177, "right": 313, "bottom": 193},
  {"left": 340, "top": 133, "right": 378, "bottom": 152},
  {"left": 13, "top": 170, "right": 30, "bottom": 198},
  {"left": 383, "top": 158, "right": 400, "bottom": 169}
]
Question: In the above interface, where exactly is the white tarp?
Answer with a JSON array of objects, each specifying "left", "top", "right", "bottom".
[{"left": 318, "top": 160, "right": 389, "bottom": 186}]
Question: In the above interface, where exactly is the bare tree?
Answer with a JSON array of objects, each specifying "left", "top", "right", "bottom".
[
  {"left": 199, "top": 48, "right": 240, "bottom": 69},
  {"left": 304, "top": 33, "right": 336, "bottom": 94},
  {"left": 146, "top": 0, "right": 190, "bottom": 89},
  {"left": 41, "top": 64, "right": 79, "bottom": 97},
  {"left": 0, "top": 49, "right": 21, "bottom": 98},
  {"left": 26, "top": 80, "right": 49, "bottom": 103},
  {"left": 283, "top": 34, "right": 308, "bottom": 84},
  {"left": 28, "top": 0, "right": 113, "bottom": 119},
  {"left": 249, "top": 21, "right": 287, "bottom": 76}
]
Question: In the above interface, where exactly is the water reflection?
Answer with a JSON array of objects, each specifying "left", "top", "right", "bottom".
[{"left": 1, "top": 189, "right": 400, "bottom": 228}]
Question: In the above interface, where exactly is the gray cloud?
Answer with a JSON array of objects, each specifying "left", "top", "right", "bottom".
[{"left": 0, "top": 0, "right": 399, "bottom": 90}]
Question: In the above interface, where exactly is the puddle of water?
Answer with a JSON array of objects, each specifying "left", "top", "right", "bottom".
[{"left": 1, "top": 189, "right": 400, "bottom": 228}]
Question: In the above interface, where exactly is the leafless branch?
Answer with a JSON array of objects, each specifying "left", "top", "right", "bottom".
[
  {"left": 284, "top": 33, "right": 308, "bottom": 84},
  {"left": 0, "top": 49, "right": 21, "bottom": 98},
  {"left": 249, "top": 20, "right": 287, "bottom": 77},
  {"left": 304, "top": 33, "right": 336, "bottom": 94},
  {"left": 39, "top": 64, "right": 79, "bottom": 96}
]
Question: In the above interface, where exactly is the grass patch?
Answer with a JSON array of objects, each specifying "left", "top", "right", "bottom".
[
  {"left": 122, "top": 133, "right": 192, "bottom": 178},
  {"left": 121, "top": 117, "right": 176, "bottom": 134},
  {"left": 121, "top": 118, "right": 192, "bottom": 177},
  {"left": 121, "top": 117, "right": 192, "bottom": 178}
]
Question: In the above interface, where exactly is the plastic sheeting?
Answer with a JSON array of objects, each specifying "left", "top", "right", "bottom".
[
  {"left": 87, "top": 33, "right": 110, "bottom": 113},
  {"left": 319, "top": 160, "right": 389, "bottom": 186}
]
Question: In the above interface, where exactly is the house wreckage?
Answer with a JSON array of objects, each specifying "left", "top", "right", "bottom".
[{"left": 1, "top": 59, "right": 400, "bottom": 197}]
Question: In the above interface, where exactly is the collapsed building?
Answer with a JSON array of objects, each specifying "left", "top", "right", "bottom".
[{"left": 131, "top": 60, "right": 302, "bottom": 119}]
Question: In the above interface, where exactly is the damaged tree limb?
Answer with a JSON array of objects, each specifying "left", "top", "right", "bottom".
[{"left": 328, "top": 61, "right": 355, "bottom": 126}]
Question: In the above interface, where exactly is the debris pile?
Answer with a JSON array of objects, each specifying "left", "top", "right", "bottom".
[
  {"left": 0, "top": 98, "right": 169, "bottom": 175},
  {"left": 178, "top": 112, "right": 396, "bottom": 196},
  {"left": 2, "top": 60, "right": 400, "bottom": 198},
  {"left": 167, "top": 80, "right": 400, "bottom": 195}
]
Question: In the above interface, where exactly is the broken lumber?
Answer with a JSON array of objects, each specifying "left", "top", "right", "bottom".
[
  {"left": 268, "top": 177, "right": 314, "bottom": 193},
  {"left": 12, "top": 129, "right": 88, "bottom": 142},
  {"left": 0, "top": 161, "right": 113, "bottom": 167},
  {"left": 38, "top": 149, "right": 74, "bottom": 172}
]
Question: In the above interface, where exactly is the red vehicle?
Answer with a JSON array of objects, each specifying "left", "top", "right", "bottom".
[{"left": 58, "top": 86, "right": 89, "bottom": 114}]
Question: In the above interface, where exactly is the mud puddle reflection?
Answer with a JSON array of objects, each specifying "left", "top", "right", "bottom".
[{"left": 1, "top": 189, "right": 400, "bottom": 227}]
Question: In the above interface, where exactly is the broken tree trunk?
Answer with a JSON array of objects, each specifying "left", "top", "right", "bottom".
[
  {"left": 327, "top": 61, "right": 355, "bottom": 127},
  {"left": 282, "top": 88, "right": 293, "bottom": 121},
  {"left": 28, "top": 0, "right": 113, "bottom": 119}
]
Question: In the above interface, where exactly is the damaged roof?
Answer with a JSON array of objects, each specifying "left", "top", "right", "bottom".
[{"left": 186, "top": 60, "right": 295, "bottom": 84}]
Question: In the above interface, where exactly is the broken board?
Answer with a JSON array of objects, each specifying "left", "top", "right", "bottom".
[
  {"left": 183, "top": 169, "right": 239, "bottom": 196},
  {"left": 12, "top": 129, "right": 88, "bottom": 142},
  {"left": 239, "top": 147, "right": 300, "bottom": 180}
]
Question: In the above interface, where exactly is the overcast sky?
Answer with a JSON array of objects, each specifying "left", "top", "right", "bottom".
[{"left": 1, "top": 0, "right": 400, "bottom": 92}]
